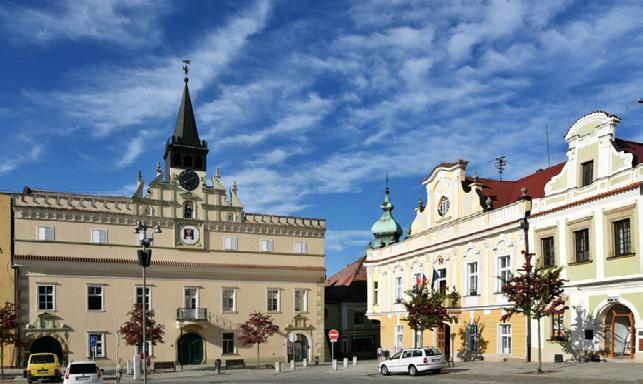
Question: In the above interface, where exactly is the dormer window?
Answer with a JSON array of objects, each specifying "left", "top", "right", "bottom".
[
  {"left": 184, "top": 201, "right": 194, "bottom": 219},
  {"left": 581, "top": 160, "right": 593, "bottom": 187}
]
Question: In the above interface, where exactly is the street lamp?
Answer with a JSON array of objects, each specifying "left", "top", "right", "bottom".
[
  {"left": 133, "top": 221, "right": 161, "bottom": 384},
  {"left": 518, "top": 188, "right": 532, "bottom": 363}
]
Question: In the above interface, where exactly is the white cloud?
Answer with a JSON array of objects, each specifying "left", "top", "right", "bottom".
[
  {"left": 0, "top": 137, "right": 44, "bottom": 175},
  {"left": 325, "top": 230, "right": 372, "bottom": 252}
]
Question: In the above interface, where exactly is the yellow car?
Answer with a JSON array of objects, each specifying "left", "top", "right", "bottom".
[{"left": 25, "top": 353, "right": 62, "bottom": 383}]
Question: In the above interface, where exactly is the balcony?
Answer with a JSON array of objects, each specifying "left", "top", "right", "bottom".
[{"left": 176, "top": 308, "right": 208, "bottom": 321}]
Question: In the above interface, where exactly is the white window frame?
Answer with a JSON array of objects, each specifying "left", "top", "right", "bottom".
[
  {"left": 87, "top": 333, "right": 105, "bottom": 358},
  {"left": 87, "top": 285, "right": 104, "bottom": 311},
  {"left": 37, "top": 284, "right": 55, "bottom": 311},
  {"left": 294, "top": 289, "right": 308, "bottom": 312},
  {"left": 496, "top": 255, "right": 511, "bottom": 292},
  {"left": 373, "top": 281, "right": 379, "bottom": 305},
  {"left": 267, "top": 289, "right": 280, "bottom": 312},
  {"left": 222, "top": 288, "right": 236, "bottom": 312},
  {"left": 467, "top": 262, "right": 478, "bottom": 295},
  {"left": 135, "top": 286, "right": 152, "bottom": 310},
  {"left": 395, "top": 325, "right": 404, "bottom": 352},
  {"left": 223, "top": 236, "right": 238, "bottom": 251},
  {"left": 260, "top": 239, "right": 274, "bottom": 252},
  {"left": 37, "top": 225, "right": 54, "bottom": 241},
  {"left": 498, "top": 324, "right": 512, "bottom": 355},
  {"left": 136, "top": 341, "right": 154, "bottom": 357},
  {"left": 183, "top": 287, "right": 199, "bottom": 309},
  {"left": 90, "top": 228, "right": 108, "bottom": 244},
  {"left": 394, "top": 276, "right": 403, "bottom": 303},
  {"left": 294, "top": 241, "right": 307, "bottom": 254},
  {"left": 222, "top": 332, "right": 236, "bottom": 355}
]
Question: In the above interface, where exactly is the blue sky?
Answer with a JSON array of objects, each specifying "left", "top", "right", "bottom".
[{"left": 1, "top": 0, "right": 642, "bottom": 276}]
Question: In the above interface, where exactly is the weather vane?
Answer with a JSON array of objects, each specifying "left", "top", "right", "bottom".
[{"left": 182, "top": 59, "right": 191, "bottom": 81}]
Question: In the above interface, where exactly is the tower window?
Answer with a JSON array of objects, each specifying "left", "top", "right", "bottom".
[
  {"left": 194, "top": 157, "right": 203, "bottom": 169},
  {"left": 184, "top": 201, "right": 194, "bottom": 219},
  {"left": 183, "top": 156, "right": 193, "bottom": 168},
  {"left": 172, "top": 154, "right": 181, "bottom": 167}
]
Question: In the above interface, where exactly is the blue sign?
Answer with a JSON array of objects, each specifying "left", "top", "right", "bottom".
[{"left": 89, "top": 336, "right": 97, "bottom": 347}]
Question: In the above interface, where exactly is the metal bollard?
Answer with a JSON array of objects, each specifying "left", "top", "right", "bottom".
[
  {"left": 126, "top": 360, "right": 132, "bottom": 375},
  {"left": 343, "top": 357, "right": 348, "bottom": 368},
  {"left": 332, "top": 359, "right": 337, "bottom": 371},
  {"left": 133, "top": 355, "right": 140, "bottom": 380},
  {"left": 290, "top": 360, "right": 295, "bottom": 371},
  {"left": 275, "top": 361, "right": 281, "bottom": 373},
  {"left": 352, "top": 356, "right": 357, "bottom": 366},
  {"left": 214, "top": 359, "right": 221, "bottom": 374},
  {"left": 302, "top": 358, "right": 308, "bottom": 367}
]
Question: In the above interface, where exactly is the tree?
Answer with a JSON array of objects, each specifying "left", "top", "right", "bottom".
[
  {"left": 0, "top": 302, "right": 20, "bottom": 380},
  {"left": 402, "top": 282, "right": 457, "bottom": 347},
  {"left": 501, "top": 251, "right": 567, "bottom": 373},
  {"left": 238, "top": 312, "right": 279, "bottom": 367},
  {"left": 119, "top": 304, "right": 165, "bottom": 351}
]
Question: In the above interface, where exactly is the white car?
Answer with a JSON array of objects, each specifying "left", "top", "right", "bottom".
[
  {"left": 63, "top": 361, "right": 104, "bottom": 384},
  {"left": 379, "top": 348, "right": 447, "bottom": 376}
]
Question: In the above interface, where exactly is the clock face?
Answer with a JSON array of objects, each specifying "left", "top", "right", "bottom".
[
  {"left": 437, "top": 196, "right": 450, "bottom": 217},
  {"left": 178, "top": 224, "right": 200, "bottom": 245},
  {"left": 179, "top": 169, "right": 200, "bottom": 190}
]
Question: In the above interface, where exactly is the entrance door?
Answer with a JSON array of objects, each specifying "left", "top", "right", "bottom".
[
  {"left": 604, "top": 304, "right": 635, "bottom": 358},
  {"left": 436, "top": 323, "right": 451, "bottom": 359},
  {"left": 178, "top": 333, "right": 203, "bottom": 365},
  {"left": 31, "top": 336, "right": 64, "bottom": 363},
  {"left": 287, "top": 334, "right": 309, "bottom": 361}
]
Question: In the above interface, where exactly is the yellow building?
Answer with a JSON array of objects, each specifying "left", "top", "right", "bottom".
[
  {"left": 0, "top": 193, "right": 17, "bottom": 368},
  {"left": 11, "top": 70, "right": 327, "bottom": 367},
  {"left": 366, "top": 111, "right": 642, "bottom": 362}
]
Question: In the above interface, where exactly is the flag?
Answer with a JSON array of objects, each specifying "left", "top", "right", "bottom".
[
  {"left": 415, "top": 273, "right": 428, "bottom": 287},
  {"left": 431, "top": 268, "right": 440, "bottom": 290}
]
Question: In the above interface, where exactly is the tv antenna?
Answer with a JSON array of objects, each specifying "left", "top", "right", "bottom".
[{"left": 495, "top": 155, "right": 507, "bottom": 180}]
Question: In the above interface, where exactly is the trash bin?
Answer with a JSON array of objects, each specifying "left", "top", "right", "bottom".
[
  {"left": 314, "top": 356, "right": 319, "bottom": 365},
  {"left": 554, "top": 354, "right": 563, "bottom": 363},
  {"left": 214, "top": 359, "right": 222, "bottom": 373}
]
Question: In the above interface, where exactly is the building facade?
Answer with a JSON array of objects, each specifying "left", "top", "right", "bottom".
[
  {"left": 365, "top": 110, "right": 642, "bottom": 362},
  {"left": 325, "top": 256, "right": 380, "bottom": 360},
  {"left": 11, "top": 71, "right": 327, "bottom": 367},
  {"left": 0, "top": 193, "right": 16, "bottom": 367}
]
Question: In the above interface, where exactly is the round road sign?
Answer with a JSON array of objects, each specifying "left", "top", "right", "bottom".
[{"left": 328, "top": 329, "right": 339, "bottom": 342}]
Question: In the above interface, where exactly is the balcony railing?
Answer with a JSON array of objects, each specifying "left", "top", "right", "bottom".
[{"left": 176, "top": 308, "right": 208, "bottom": 321}]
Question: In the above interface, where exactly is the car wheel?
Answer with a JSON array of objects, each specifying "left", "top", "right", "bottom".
[
  {"left": 408, "top": 365, "right": 418, "bottom": 376},
  {"left": 431, "top": 368, "right": 441, "bottom": 374},
  {"left": 380, "top": 365, "right": 390, "bottom": 376}
]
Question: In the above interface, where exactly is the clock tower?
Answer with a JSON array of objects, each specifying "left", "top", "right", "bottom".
[{"left": 163, "top": 63, "right": 209, "bottom": 185}]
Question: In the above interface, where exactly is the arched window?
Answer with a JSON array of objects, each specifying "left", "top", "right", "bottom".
[
  {"left": 172, "top": 154, "right": 181, "bottom": 167},
  {"left": 183, "top": 156, "right": 193, "bottom": 168},
  {"left": 194, "top": 157, "right": 203, "bottom": 169},
  {"left": 184, "top": 201, "right": 194, "bottom": 219}
]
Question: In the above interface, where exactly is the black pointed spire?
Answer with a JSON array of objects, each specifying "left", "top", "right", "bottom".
[{"left": 173, "top": 62, "right": 200, "bottom": 146}]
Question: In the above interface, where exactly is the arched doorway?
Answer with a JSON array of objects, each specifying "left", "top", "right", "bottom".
[
  {"left": 603, "top": 304, "right": 635, "bottom": 358},
  {"left": 437, "top": 323, "right": 451, "bottom": 358},
  {"left": 178, "top": 333, "right": 204, "bottom": 365},
  {"left": 287, "top": 334, "right": 309, "bottom": 362},
  {"left": 31, "top": 336, "right": 63, "bottom": 363}
]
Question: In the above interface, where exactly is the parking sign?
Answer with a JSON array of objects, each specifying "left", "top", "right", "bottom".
[{"left": 89, "top": 335, "right": 97, "bottom": 347}]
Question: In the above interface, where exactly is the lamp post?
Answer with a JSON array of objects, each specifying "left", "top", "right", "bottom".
[
  {"left": 133, "top": 221, "right": 161, "bottom": 384},
  {"left": 518, "top": 188, "right": 532, "bottom": 363}
]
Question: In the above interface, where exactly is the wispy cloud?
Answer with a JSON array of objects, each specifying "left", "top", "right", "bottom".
[
  {"left": 326, "top": 230, "right": 372, "bottom": 253},
  {"left": 0, "top": 135, "right": 44, "bottom": 175}
]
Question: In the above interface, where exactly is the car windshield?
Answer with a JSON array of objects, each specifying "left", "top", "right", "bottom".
[
  {"left": 424, "top": 348, "right": 442, "bottom": 356},
  {"left": 69, "top": 364, "right": 97, "bottom": 374},
  {"left": 390, "top": 351, "right": 402, "bottom": 359},
  {"left": 30, "top": 355, "right": 54, "bottom": 364}
]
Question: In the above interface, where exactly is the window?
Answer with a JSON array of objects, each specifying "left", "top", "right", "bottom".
[
  {"left": 353, "top": 311, "right": 365, "bottom": 325},
  {"left": 466, "top": 324, "right": 479, "bottom": 353},
  {"left": 222, "top": 333, "right": 235, "bottom": 354},
  {"left": 135, "top": 286, "right": 151, "bottom": 310},
  {"left": 260, "top": 239, "right": 274, "bottom": 252},
  {"left": 541, "top": 236, "right": 555, "bottom": 267},
  {"left": 184, "top": 288, "right": 198, "bottom": 309},
  {"left": 581, "top": 160, "right": 593, "bottom": 187},
  {"left": 223, "top": 237, "right": 237, "bottom": 251},
  {"left": 395, "top": 325, "right": 404, "bottom": 352},
  {"left": 87, "top": 285, "right": 103, "bottom": 311},
  {"left": 183, "top": 201, "right": 194, "bottom": 219},
  {"left": 136, "top": 341, "right": 153, "bottom": 357},
  {"left": 294, "top": 289, "right": 308, "bottom": 312},
  {"left": 467, "top": 262, "right": 478, "bottom": 295},
  {"left": 38, "top": 284, "right": 55, "bottom": 310},
  {"left": 91, "top": 229, "right": 107, "bottom": 244},
  {"left": 294, "top": 241, "right": 307, "bottom": 254},
  {"left": 222, "top": 289, "right": 236, "bottom": 312},
  {"left": 574, "top": 228, "right": 590, "bottom": 262},
  {"left": 394, "top": 276, "right": 403, "bottom": 303},
  {"left": 88, "top": 334, "right": 104, "bottom": 358},
  {"left": 499, "top": 324, "right": 512, "bottom": 354},
  {"left": 613, "top": 219, "right": 631, "bottom": 256},
  {"left": 436, "top": 268, "right": 447, "bottom": 293},
  {"left": 551, "top": 313, "right": 565, "bottom": 340},
  {"left": 37, "top": 226, "right": 54, "bottom": 241},
  {"left": 373, "top": 281, "right": 379, "bottom": 305},
  {"left": 267, "top": 289, "right": 280, "bottom": 312},
  {"left": 497, "top": 256, "right": 511, "bottom": 291}
]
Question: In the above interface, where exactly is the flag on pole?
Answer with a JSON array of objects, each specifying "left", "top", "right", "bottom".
[{"left": 431, "top": 268, "right": 440, "bottom": 290}]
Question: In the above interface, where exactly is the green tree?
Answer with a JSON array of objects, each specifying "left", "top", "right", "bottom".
[
  {"left": 118, "top": 304, "right": 165, "bottom": 350},
  {"left": 402, "top": 282, "right": 457, "bottom": 347},
  {"left": 501, "top": 251, "right": 567, "bottom": 373},
  {"left": 238, "top": 312, "right": 279, "bottom": 367},
  {"left": 0, "top": 302, "right": 20, "bottom": 379}
]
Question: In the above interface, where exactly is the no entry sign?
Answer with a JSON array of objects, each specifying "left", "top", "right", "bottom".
[{"left": 328, "top": 329, "right": 339, "bottom": 342}]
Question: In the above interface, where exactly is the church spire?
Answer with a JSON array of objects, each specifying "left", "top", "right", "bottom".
[
  {"left": 370, "top": 175, "right": 403, "bottom": 248},
  {"left": 172, "top": 60, "right": 200, "bottom": 147}
]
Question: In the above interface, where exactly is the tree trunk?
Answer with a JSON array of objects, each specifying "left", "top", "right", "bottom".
[
  {"left": 537, "top": 317, "right": 542, "bottom": 373},
  {"left": 526, "top": 314, "right": 531, "bottom": 362},
  {"left": 257, "top": 343, "right": 260, "bottom": 367}
]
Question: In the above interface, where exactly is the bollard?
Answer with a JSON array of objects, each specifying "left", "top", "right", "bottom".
[
  {"left": 302, "top": 358, "right": 308, "bottom": 367},
  {"left": 133, "top": 355, "right": 141, "bottom": 380},
  {"left": 290, "top": 360, "right": 295, "bottom": 371},
  {"left": 126, "top": 360, "right": 132, "bottom": 375},
  {"left": 275, "top": 361, "right": 281, "bottom": 373},
  {"left": 352, "top": 356, "right": 357, "bottom": 366},
  {"left": 332, "top": 359, "right": 337, "bottom": 371},
  {"left": 343, "top": 357, "right": 348, "bottom": 368},
  {"left": 214, "top": 359, "right": 221, "bottom": 374}
]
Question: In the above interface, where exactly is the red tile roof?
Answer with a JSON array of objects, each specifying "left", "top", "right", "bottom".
[
  {"left": 614, "top": 138, "right": 643, "bottom": 166},
  {"left": 325, "top": 256, "right": 366, "bottom": 287}
]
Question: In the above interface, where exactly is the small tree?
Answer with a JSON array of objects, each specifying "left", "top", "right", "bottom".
[
  {"left": 238, "top": 312, "right": 279, "bottom": 367},
  {"left": 402, "top": 282, "right": 457, "bottom": 347},
  {"left": 119, "top": 304, "right": 165, "bottom": 353},
  {"left": 501, "top": 251, "right": 567, "bottom": 373},
  {"left": 0, "top": 302, "right": 20, "bottom": 380}
]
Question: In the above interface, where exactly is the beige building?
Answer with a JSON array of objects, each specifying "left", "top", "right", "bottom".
[
  {"left": 0, "top": 193, "right": 16, "bottom": 367},
  {"left": 366, "top": 111, "right": 642, "bottom": 363},
  {"left": 11, "top": 71, "right": 326, "bottom": 367}
]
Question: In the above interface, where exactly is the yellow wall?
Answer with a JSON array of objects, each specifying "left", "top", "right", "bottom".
[{"left": 0, "top": 194, "right": 16, "bottom": 367}]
